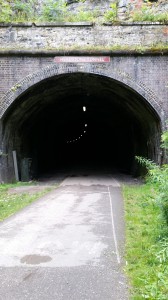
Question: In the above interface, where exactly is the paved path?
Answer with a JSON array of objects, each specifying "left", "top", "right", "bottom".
[{"left": 0, "top": 174, "right": 129, "bottom": 300}]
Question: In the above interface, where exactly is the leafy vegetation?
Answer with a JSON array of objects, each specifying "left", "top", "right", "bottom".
[
  {"left": 12, "top": 0, "right": 35, "bottom": 22},
  {"left": 124, "top": 130, "right": 168, "bottom": 299},
  {"left": 0, "top": 0, "right": 98, "bottom": 23},
  {"left": 0, "top": 0, "right": 168, "bottom": 24},
  {"left": 41, "top": 0, "right": 67, "bottom": 22},
  {"left": 65, "top": 7, "right": 99, "bottom": 22},
  {"left": 129, "top": 1, "right": 168, "bottom": 23},
  {"left": 161, "top": 130, "right": 168, "bottom": 151},
  {"left": 0, "top": 182, "right": 53, "bottom": 221},
  {"left": 0, "top": 0, "right": 13, "bottom": 23},
  {"left": 136, "top": 130, "right": 168, "bottom": 225},
  {"left": 103, "top": 2, "right": 118, "bottom": 23}
]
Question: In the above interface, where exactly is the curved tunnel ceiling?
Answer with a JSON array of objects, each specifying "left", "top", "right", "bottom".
[{"left": 2, "top": 73, "right": 161, "bottom": 178}]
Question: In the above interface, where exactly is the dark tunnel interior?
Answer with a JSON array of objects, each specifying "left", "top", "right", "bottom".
[{"left": 2, "top": 73, "right": 161, "bottom": 181}]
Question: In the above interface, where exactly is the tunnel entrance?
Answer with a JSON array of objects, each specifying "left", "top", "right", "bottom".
[
  {"left": 1, "top": 72, "right": 161, "bottom": 182},
  {"left": 31, "top": 95, "right": 135, "bottom": 175}
]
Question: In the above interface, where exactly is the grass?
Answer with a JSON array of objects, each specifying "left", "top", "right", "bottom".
[
  {"left": 130, "top": 6, "right": 168, "bottom": 23},
  {"left": 64, "top": 8, "right": 99, "bottom": 22},
  {"left": 0, "top": 182, "right": 54, "bottom": 221},
  {"left": 123, "top": 184, "right": 168, "bottom": 299}
]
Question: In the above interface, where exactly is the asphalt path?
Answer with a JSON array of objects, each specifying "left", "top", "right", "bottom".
[{"left": 0, "top": 174, "right": 129, "bottom": 300}]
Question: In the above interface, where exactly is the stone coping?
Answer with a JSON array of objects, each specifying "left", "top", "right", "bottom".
[
  {"left": 0, "top": 49, "right": 167, "bottom": 56},
  {"left": 0, "top": 22, "right": 93, "bottom": 27},
  {"left": 0, "top": 21, "right": 167, "bottom": 27},
  {"left": 103, "top": 22, "right": 168, "bottom": 26}
]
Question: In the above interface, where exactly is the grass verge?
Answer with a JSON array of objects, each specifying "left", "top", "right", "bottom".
[
  {"left": 123, "top": 184, "right": 168, "bottom": 300},
  {"left": 0, "top": 182, "right": 54, "bottom": 221}
]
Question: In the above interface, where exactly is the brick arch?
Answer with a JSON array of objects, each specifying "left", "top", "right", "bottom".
[{"left": 0, "top": 63, "right": 165, "bottom": 124}]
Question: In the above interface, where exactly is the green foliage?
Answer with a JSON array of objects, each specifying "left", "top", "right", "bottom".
[
  {"left": 0, "top": 0, "right": 13, "bottom": 22},
  {"left": 0, "top": 0, "right": 167, "bottom": 24},
  {"left": 0, "top": 0, "right": 37, "bottom": 22},
  {"left": 136, "top": 130, "right": 168, "bottom": 226},
  {"left": 123, "top": 184, "right": 168, "bottom": 299},
  {"left": 130, "top": 2, "right": 168, "bottom": 23},
  {"left": 41, "top": 0, "right": 98, "bottom": 22},
  {"left": 66, "top": 6, "right": 99, "bottom": 22},
  {"left": 103, "top": 2, "right": 118, "bottom": 23},
  {"left": 161, "top": 130, "right": 168, "bottom": 150},
  {"left": 12, "top": 0, "right": 34, "bottom": 21},
  {"left": 41, "top": 0, "right": 67, "bottom": 22}
]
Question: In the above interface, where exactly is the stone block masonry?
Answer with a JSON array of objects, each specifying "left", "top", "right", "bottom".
[{"left": 0, "top": 23, "right": 167, "bottom": 51}]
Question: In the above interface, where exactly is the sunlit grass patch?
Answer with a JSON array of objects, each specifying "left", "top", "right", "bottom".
[{"left": 0, "top": 182, "right": 53, "bottom": 221}]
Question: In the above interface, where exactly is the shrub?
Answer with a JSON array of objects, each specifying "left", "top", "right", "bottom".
[
  {"left": 0, "top": 0, "right": 13, "bottom": 22},
  {"left": 136, "top": 130, "right": 168, "bottom": 225},
  {"left": 41, "top": 0, "right": 68, "bottom": 22},
  {"left": 13, "top": 0, "right": 34, "bottom": 21},
  {"left": 103, "top": 2, "right": 118, "bottom": 23},
  {"left": 66, "top": 7, "right": 99, "bottom": 22},
  {"left": 130, "top": 2, "right": 168, "bottom": 23}
]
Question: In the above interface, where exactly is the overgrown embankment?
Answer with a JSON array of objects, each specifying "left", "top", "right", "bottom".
[
  {"left": 0, "top": 0, "right": 168, "bottom": 23},
  {"left": 123, "top": 131, "right": 168, "bottom": 299},
  {"left": 124, "top": 184, "right": 168, "bottom": 299}
]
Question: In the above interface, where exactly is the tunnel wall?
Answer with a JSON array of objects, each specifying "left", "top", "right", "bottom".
[
  {"left": 0, "top": 23, "right": 168, "bottom": 182},
  {"left": 0, "top": 23, "right": 168, "bottom": 117},
  {"left": 0, "top": 61, "right": 165, "bottom": 182},
  {"left": 0, "top": 56, "right": 168, "bottom": 120}
]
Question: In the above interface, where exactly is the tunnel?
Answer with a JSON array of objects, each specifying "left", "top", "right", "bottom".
[{"left": 1, "top": 72, "right": 161, "bottom": 182}]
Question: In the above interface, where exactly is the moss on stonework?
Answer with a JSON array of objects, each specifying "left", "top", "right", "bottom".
[
  {"left": 0, "top": 43, "right": 167, "bottom": 54},
  {"left": 11, "top": 84, "right": 22, "bottom": 91}
]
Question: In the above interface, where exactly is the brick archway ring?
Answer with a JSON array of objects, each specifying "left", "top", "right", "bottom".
[{"left": 0, "top": 63, "right": 166, "bottom": 125}]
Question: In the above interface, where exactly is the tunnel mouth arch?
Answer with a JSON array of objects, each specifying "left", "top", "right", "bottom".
[{"left": 1, "top": 71, "right": 162, "bottom": 182}]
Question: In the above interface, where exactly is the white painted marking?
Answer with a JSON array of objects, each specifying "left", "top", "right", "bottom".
[{"left": 108, "top": 186, "right": 121, "bottom": 264}]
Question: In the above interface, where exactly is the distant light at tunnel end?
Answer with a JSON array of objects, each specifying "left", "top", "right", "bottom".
[{"left": 83, "top": 106, "right": 86, "bottom": 112}]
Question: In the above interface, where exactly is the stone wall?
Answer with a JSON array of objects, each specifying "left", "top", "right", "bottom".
[
  {"left": 0, "top": 23, "right": 167, "bottom": 51},
  {"left": 0, "top": 23, "right": 167, "bottom": 117}
]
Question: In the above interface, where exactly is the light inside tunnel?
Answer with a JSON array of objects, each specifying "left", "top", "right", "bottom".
[{"left": 1, "top": 72, "right": 161, "bottom": 181}]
